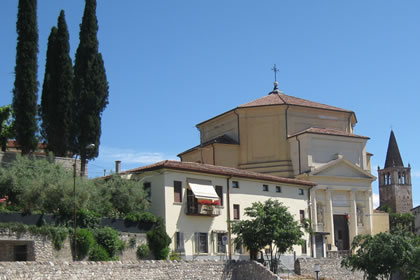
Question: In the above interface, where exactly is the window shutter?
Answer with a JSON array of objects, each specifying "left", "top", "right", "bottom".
[
  {"left": 194, "top": 232, "right": 199, "bottom": 254},
  {"left": 179, "top": 232, "right": 185, "bottom": 252}
]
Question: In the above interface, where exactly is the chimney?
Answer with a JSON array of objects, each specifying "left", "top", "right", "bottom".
[{"left": 115, "top": 160, "right": 121, "bottom": 174}]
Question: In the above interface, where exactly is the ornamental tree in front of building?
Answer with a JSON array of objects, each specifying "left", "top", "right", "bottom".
[{"left": 232, "top": 199, "right": 304, "bottom": 273}]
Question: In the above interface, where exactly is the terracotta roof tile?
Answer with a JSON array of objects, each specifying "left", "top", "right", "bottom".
[
  {"left": 288, "top": 127, "right": 369, "bottom": 139},
  {"left": 239, "top": 92, "right": 353, "bottom": 113},
  {"left": 118, "top": 160, "right": 315, "bottom": 187},
  {"left": 178, "top": 134, "right": 238, "bottom": 156}
]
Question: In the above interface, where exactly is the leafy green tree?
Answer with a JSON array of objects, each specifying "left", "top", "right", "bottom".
[
  {"left": 73, "top": 0, "right": 109, "bottom": 176},
  {"left": 0, "top": 105, "right": 15, "bottom": 151},
  {"left": 341, "top": 231, "right": 420, "bottom": 280},
  {"left": 231, "top": 199, "right": 304, "bottom": 272},
  {"left": 12, "top": 0, "right": 39, "bottom": 154},
  {"left": 40, "top": 10, "right": 74, "bottom": 157},
  {"left": 91, "top": 175, "right": 150, "bottom": 218},
  {"left": 0, "top": 156, "right": 92, "bottom": 217}
]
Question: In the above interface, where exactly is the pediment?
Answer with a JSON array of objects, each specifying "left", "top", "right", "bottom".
[{"left": 311, "top": 158, "right": 375, "bottom": 180}]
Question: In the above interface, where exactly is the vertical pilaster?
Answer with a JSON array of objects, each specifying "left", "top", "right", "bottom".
[
  {"left": 350, "top": 190, "right": 358, "bottom": 241},
  {"left": 366, "top": 190, "right": 373, "bottom": 234},
  {"left": 326, "top": 189, "right": 336, "bottom": 251}
]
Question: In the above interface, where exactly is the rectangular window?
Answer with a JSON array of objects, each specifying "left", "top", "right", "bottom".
[
  {"left": 143, "top": 182, "right": 151, "bottom": 201},
  {"left": 300, "top": 210, "right": 305, "bottom": 222},
  {"left": 233, "top": 204, "right": 240, "bottom": 220},
  {"left": 215, "top": 185, "right": 223, "bottom": 206},
  {"left": 195, "top": 232, "right": 208, "bottom": 254},
  {"left": 263, "top": 184, "right": 269, "bottom": 192},
  {"left": 174, "top": 181, "right": 182, "bottom": 203},
  {"left": 301, "top": 240, "right": 307, "bottom": 254},
  {"left": 276, "top": 186, "right": 282, "bottom": 193},
  {"left": 217, "top": 233, "right": 227, "bottom": 253},
  {"left": 232, "top": 181, "right": 239, "bottom": 188},
  {"left": 298, "top": 188, "right": 304, "bottom": 195},
  {"left": 175, "top": 232, "right": 185, "bottom": 253}
]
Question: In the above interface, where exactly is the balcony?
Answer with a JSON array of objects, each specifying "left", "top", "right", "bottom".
[{"left": 186, "top": 189, "right": 221, "bottom": 217}]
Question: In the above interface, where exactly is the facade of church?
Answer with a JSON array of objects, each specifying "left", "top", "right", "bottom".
[{"left": 179, "top": 83, "right": 378, "bottom": 257}]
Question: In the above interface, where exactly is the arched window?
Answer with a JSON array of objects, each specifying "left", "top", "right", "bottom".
[
  {"left": 398, "top": 172, "right": 402, "bottom": 184},
  {"left": 385, "top": 173, "right": 391, "bottom": 185},
  {"left": 402, "top": 172, "right": 406, "bottom": 184}
]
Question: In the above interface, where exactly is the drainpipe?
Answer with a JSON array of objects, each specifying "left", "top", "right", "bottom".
[
  {"left": 233, "top": 109, "right": 240, "bottom": 144},
  {"left": 296, "top": 136, "right": 302, "bottom": 174},
  {"left": 227, "top": 176, "right": 232, "bottom": 260}
]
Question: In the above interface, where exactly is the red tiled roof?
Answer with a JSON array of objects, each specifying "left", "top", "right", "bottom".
[
  {"left": 118, "top": 160, "right": 315, "bottom": 187},
  {"left": 239, "top": 92, "right": 353, "bottom": 113},
  {"left": 7, "top": 140, "right": 47, "bottom": 149},
  {"left": 288, "top": 127, "right": 369, "bottom": 139}
]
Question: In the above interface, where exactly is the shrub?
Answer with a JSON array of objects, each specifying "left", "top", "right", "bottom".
[
  {"left": 125, "top": 211, "right": 157, "bottom": 223},
  {"left": 88, "top": 243, "right": 110, "bottom": 261},
  {"left": 75, "top": 228, "right": 95, "bottom": 260},
  {"left": 93, "top": 226, "right": 124, "bottom": 258},
  {"left": 77, "top": 208, "right": 101, "bottom": 228},
  {"left": 136, "top": 244, "right": 150, "bottom": 259},
  {"left": 169, "top": 250, "right": 181, "bottom": 261},
  {"left": 147, "top": 218, "right": 171, "bottom": 260},
  {"left": 129, "top": 236, "right": 136, "bottom": 248}
]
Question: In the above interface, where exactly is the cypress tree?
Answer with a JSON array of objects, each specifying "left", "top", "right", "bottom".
[
  {"left": 12, "top": 0, "right": 39, "bottom": 154},
  {"left": 73, "top": 0, "right": 109, "bottom": 175},
  {"left": 40, "top": 11, "right": 74, "bottom": 157}
]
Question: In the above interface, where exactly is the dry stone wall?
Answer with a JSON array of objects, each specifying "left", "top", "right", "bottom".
[
  {"left": 295, "top": 257, "right": 364, "bottom": 280},
  {"left": 0, "top": 260, "right": 279, "bottom": 280}
]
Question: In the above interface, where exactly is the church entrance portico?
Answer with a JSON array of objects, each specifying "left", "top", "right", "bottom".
[{"left": 333, "top": 215, "right": 350, "bottom": 251}]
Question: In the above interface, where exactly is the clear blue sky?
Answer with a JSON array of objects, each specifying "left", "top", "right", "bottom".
[{"left": 0, "top": 0, "right": 419, "bottom": 207}]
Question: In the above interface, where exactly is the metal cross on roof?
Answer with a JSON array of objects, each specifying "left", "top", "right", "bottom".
[{"left": 271, "top": 64, "right": 279, "bottom": 82}]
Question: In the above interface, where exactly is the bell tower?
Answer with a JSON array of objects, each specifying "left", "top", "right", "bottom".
[{"left": 377, "top": 130, "right": 413, "bottom": 213}]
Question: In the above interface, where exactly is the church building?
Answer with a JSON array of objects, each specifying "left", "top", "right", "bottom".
[{"left": 179, "top": 82, "right": 377, "bottom": 258}]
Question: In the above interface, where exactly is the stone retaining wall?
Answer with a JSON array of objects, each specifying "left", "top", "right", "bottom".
[
  {"left": 0, "top": 260, "right": 279, "bottom": 280},
  {"left": 295, "top": 257, "right": 364, "bottom": 280},
  {"left": 0, "top": 230, "right": 148, "bottom": 262}
]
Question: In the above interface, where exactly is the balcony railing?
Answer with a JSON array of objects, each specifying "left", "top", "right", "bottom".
[{"left": 185, "top": 204, "right": 221, "bottom": 216}]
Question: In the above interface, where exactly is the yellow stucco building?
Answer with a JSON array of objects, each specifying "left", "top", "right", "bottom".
[{"left": 179, "top": 83, "right": 379, "bottom": 257}]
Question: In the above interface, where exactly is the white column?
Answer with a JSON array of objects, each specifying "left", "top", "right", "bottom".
[
  {"left": 326, "top": 189, "right": 336, "bottom": 251},
  {"left": 350, "top": 190, "right": 358, "bottom": 241},
  {"left": 311, "top": 188, "right": 318, "bottom": 258},
  {"left": 311, "top": 188, "right": 318, "bottom": 230},
  {"left": 366, "top": 190, "right": 373, "bottom": 234}
]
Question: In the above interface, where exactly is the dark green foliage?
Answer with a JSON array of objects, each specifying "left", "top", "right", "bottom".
[
  {"left": 232, "top": 199, "right": 304, "bottom": 272},
  {"left": 93, "top": 226, "right": 124, "bottom": 258},
  {"left": 0, "top": 105, "right": 15, "bottom": 151},
  {"left": 147, "top": 218, "right": 171, "bottom": 260},
  {"left": 88, "top": 243, "right": 110, "bottom": 261},
  {"left": 73, "top": 0, "right": 109, "bottom": 175},
  {"left": 0, "top": 156, "right": 91, "bottom": 218},
  {"left": 75, "top": 228, "right": 95, "bottom": 259},
  {"left": 13, "top": 0, "right": 39, "bottom": 154},
  {"left": 40, "top": 10, "right": 74, "bottom": 157},
  {"left": 0, "top": 223, "right": 68, "bottom": 250},
  {"left": 91, "top": 176, "right": 150, "bottom": 219},
  {"left": 77, "top": 208, "right": 101, "bottom": 228},
  {"left": 136, "top": 244, "right": 150, "bottom": 259},
  {"left": 390, "top": 212, "right": 414, "bottom": 233},
  {"left": 125, "top": 211, "right": 157, "bottom": 223},
  {"left": 341, "top": 231, "right": 420, "bottom": 280}
]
